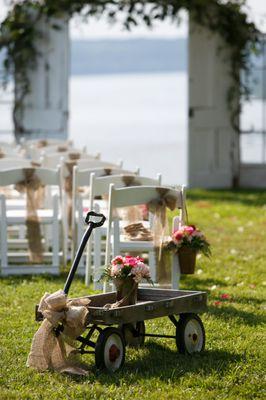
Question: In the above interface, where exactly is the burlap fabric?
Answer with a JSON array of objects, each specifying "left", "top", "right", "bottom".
[
  {"left": 36, "top": 140, "right": 48, "bottom": 148},
  {"left": 15, "top": 168, "right": 45, "bottom": 263},
  {"left": 27, "top": 290, "right": 90, "bottom": 375},
  {"left": 121, "top": 187, "right": 177, "bottom": 285},
  {"left": 148, "top": 188, "right": 177, "bottom": 243},
  {"left": 64, "top": 153, "right": 81, "bottom": 238},
  {"left": 104, "top": 279, "right": 138, "bottom": 309},
  {"left": 124, "top": 222, "right": 153, "bottom": 241},
  {"left": 116, "top": 175, "right": 143, "bottom": 225},
  {"left": 121, "top": 187, "right": 177, "bottom": 247}
]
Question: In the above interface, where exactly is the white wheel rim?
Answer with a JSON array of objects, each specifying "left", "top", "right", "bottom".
[
  {"left": 184, "top": 319, "right": 203, "bottom": 353},
  {"left": 103, "top": 334, "right": 123, "bottom": 371}
]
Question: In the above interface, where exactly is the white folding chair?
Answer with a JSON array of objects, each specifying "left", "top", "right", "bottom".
[
  {"left": 41, "top": 150, "right": 99, "bottom": 168},
  {"left": 104, "top": 185, "right": 186, "bottom": 291},
  {"left": 0, "top": 158, "right": 33, "bottom": 207},
  {"left": 71, "top": 166, "right": 139, "bottom": 262},
  {"left": 23, "top": 139, "right": 73, "bottom": 158},
  {"left": 0, "top": 158, "right": 32, "bottom": 170},
  {"left": 76, "top": 159, "right": 123, "bottom": 170},
  {"left": 85, "top": 173, "right": 162, "bottom": 289},
  {"left": 0, "top": 167, "right": 62, "bottom": 275}
]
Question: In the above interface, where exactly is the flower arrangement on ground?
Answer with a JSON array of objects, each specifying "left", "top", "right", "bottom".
[{"left": 165, "top": 225, "right": 211, "bottom": 274}]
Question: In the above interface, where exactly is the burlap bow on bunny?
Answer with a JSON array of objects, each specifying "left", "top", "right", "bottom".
[{"left": 27, "top": 290, "right": 90, "bottom": 375}]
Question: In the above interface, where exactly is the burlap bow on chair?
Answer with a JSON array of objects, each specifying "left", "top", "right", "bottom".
[
  {"left": 15, "top": 168, "right": 45, "bottom": 263},
  {"left": 57, "top": 146, "right": 68, "bottom": 152},
  {"left": 148, "top": 187, "right": 177, "bottom": 240},
  {"left": 36, "top": 139, "right": 48, "bottom": 148},
  {"left": 64, "top": 153, "right": 81, "bottom": 238}
]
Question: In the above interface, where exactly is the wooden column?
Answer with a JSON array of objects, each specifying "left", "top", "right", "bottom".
[
  {"left": 14, "top": 17, "right": 69, "bottom": 140},
  {"left": 188, "top": 21, "right": 240, "bottom": 188}
]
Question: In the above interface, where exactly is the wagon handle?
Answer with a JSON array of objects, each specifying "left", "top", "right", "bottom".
[
  {"left": 63, "top": 211, "right": 106, "bottom": 295},
  {"left": 85, "top": 211, "right": 106, "bottom": 227}
]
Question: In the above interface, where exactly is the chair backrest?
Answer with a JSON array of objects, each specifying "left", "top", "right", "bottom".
[
  {"left": 0, "top": 145, "right": 22, "bottom": 156},
  {"left": 109, "top": 185, "right": 185, "bottom": 210},
  {"left": 90, "top": 173, "right": 162, "bottom": 199},
  {"left": 23, "top": 138, "right": 73, "bottom": 150},
  {"left": 0, "top": 158, "right": 32, "bottom": 171},
  {"left": 0, "top": 167, "right": 61, "bottom": 187},
  {"left": 73, "top": 166, "right": 138, "bottom": 188},
  {"left": 105, "top": 184, "right": 186, "bottom": 266},
  {"left": 0, "top": 141, "right": 19, "bottom": 150},
  {"left": 28, "top": 145, "right": 73, "bottom": 161},
  {"left": 76, "top": 159, "right": 123, "bottom": 170},
  {"left": 42, "top": 151, "right": 100, "bottom": 169}
]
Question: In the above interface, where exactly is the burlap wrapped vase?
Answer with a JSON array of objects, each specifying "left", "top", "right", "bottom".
[{"left": 114, "top": 277, "right": 138, "bottom": 306}]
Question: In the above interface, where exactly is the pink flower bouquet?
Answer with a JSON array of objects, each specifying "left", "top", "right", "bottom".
[
  {"left": 103, "top": 255, "right": 152, "bottom": 284},
  {"left": 165, "top": 225, "right": 211, "bottom": 257}
]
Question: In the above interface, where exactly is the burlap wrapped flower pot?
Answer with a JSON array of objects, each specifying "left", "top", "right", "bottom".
[{"left": 114, "top": 277, "right": 138, "bottom": 306}]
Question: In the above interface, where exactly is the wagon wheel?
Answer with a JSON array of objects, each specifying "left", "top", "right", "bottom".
[
  {"left": 121, "top": 321, "right": 145, "bottom": 348},
  {"left": 176, "top": 313, "right": 205, "bottom": 354},
  {"left": 95, "top": 327, "right": 125, "bottom": 372}
]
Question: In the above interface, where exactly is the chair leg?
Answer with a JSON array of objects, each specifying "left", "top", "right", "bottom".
[
  {"left": 85, "top": 234, "right": 92, "bottom": 286},
  {"left": 52, "top": 195, "right": 59, "bottom": 272},
  {"left": 113, "top": 219, "right": 120, "bottom": 257},
  {"left": 172, "top": 253, "right": 180, "bottom": 289},
  {"left": 93, "top": 227, "right": 103, "bottom": 290},
  {"left": 0, "top": 195, "right": 8, "bottom": 271},
  {"left": 149, "top": 250, "right": 157, "bottom": 282}
]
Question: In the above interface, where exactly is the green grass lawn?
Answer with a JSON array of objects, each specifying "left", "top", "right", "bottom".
[{"left": 0, "top": 190, "right": 265, "bottom": 400}]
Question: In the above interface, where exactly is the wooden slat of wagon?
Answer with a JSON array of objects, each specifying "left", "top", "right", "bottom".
[{"left": 86, "top": 289, "right": 207, "bottom": 326}]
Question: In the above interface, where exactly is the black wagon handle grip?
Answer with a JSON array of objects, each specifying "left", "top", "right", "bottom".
[
  {"left": 63, "top": 211, "right": 106, "bottom": 295},
  {"left": 85, "top": 211, "right": 106, "bottom": 227}
]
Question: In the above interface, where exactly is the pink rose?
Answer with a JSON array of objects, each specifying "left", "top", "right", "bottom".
[
  {"left": 184, "top": 226, "right": 195, "bottom": 235},
  {"left": 173, "top": 230, "right": 183, "bottom": 242},
  {"left": 111, "top": 256, "right": 123, "bottom": 265},
  {"left": 124, "top": 256, "right": 138, "bottom": 266}
]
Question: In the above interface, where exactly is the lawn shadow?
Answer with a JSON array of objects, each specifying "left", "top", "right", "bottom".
[
  {"left": 0, "top": 272, "right": 84, "bottom": 287},
  {"left": 208, "top": 305, "right": 265, "bottom": 326},
  {"left": 93, "top": 342, "right": 242, "bottom": 385},
  {"left": 181, "top": 276, "right": 230, "bottom": 291}
]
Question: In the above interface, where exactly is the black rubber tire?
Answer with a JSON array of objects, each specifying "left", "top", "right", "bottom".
[
  {"left": 121, "top": 321, "right": 145, "bottom": 348},
  {"left": 176, "top": 313, "right": 205, "bottom": 354},
  {"left": 95, "top": 327, "right": 125, "bottom": 372}
]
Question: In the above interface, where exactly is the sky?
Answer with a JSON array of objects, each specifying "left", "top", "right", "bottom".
[{"left": 0, "top": 0, "right": 265, "bottom": 39}]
